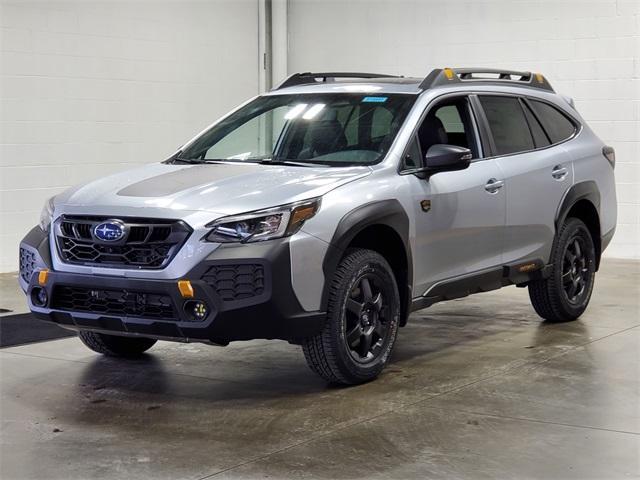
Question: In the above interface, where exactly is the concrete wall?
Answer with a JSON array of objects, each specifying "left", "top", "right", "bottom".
[
  {"left": 288, "top": 0, "right": 640, "bottom": 259},
  {"left": 1, "top": 0, "right": 638, "bottom": 272},
  {"left": 0, "top": 0, "right": 260, "bottom": 271}
]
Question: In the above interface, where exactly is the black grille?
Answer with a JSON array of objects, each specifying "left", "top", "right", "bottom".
[
  {"left": 55, "top": 216, "right": 191, "bottom": 269},
  {"left": 19, "top": 247, "right": 36, "bottom": 282},
  {"left": 201, "top": 264, "right": 265, "bottom": 302},
  {"left": 52, "top": 285, "right": 176, "bottom": 320}
]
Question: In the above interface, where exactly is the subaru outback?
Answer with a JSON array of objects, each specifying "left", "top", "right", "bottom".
[{"left": 20, "top": 68, "right": 617, "bottom": 384}]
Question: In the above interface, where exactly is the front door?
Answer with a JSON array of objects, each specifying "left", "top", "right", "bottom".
[{"left": 405, "top": 95, "right": 506, "bottom": 297}]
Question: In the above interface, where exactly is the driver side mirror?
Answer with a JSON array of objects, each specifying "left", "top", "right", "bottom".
[
  {"left": 424, "top": 144, "right": 472, "bottom": 173},
  {"left": 402, "top": 144, "right": 472, "bottom": 179}
]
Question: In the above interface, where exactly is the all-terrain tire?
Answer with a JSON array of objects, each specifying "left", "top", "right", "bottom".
[
  {"left": 78, "top": 331, "right": 157, "bottom": 357},
  {"left": 528, "top": 217, "right": 596, "bottom": 322},
  {"left": 302, "top": 248, "right": 401, "bottom": 385}
]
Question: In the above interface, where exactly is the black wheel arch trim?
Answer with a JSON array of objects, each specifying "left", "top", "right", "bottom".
[
  {"left": 555, "top": 181, "right": 600, "bottom": 229},
  {"left": 554, "top": 180, "right": 603, "bottom": 269},
  {"left": 321, "top": 199, "right": 413, "bottom": 325}
]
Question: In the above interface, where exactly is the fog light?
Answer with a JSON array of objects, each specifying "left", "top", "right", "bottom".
[
  {"left": 31, "top": 287, "right": 49, "bottom": 307},
  {"left": 183, "top": 300, "right": 208, "bottom": 322}
]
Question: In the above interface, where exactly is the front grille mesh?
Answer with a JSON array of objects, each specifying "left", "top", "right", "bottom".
[
  {"left": 55, "top": 216, "right": 191, "bottom": 269},
  {"left": 52, "top": 285, "right": 176, "bottom": 320},
  {"left": 19, "top": 247, "right": 36, "bottom": 283},
  {"left": 201, "top": 264, "right": 265, "bottom": 302}
]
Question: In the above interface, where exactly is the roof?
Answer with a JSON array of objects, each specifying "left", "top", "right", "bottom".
[
  {"left": 267, "top": 69, "right": 554, "bottom": 96},
  {"left": 267, "top": 77, "right": 424, "bottom": 95}
]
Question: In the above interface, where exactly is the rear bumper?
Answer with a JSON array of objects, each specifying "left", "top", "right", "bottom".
[{"left": 20, "top": 226, "right": 325, "bottom": 344}]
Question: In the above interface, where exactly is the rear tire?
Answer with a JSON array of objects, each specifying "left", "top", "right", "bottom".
[
  {"left": 302, "top": 249, "right": 400, "bottom": 385},
  {"left": 78, "top": 331, "right": 157, "bottom": 357},
  {"left": 528, "top": 217, "right": 596, "bottom": 322}
]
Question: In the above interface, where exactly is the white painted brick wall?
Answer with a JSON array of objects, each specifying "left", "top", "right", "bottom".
[
  {"left": 289, "top": 0, "right": 640, "bottom": 259},
  {"left": 0, "top": 0, "right": 260, "bottom": 272}
]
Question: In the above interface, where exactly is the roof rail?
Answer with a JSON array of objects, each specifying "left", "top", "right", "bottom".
[
  {"left": 273, "top": 72, "right": 401, "bottom": 90},
  {"left": 419, "top": 68, "right": 554, "bottom": 92}
]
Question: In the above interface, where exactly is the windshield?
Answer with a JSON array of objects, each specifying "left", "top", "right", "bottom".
[{"left": 177, "top": 94, "right": 415, "bottom": 166}]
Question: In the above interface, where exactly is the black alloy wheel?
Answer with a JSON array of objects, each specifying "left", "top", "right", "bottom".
[
  {"left": 529, "top": 217, "right": 596, "bottom": 322},
  {"left": 345, "top": 274, "right": 393, "bottom": 363},
  {"left": 302, "top": 248, "right": 401, "bottom": 384},
  {"left": 561, "top": 234, "right": 590, "bottom": 305}
]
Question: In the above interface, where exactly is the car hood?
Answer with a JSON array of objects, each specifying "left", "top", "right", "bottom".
[{"left": 56, "top": 162, "right": 371, "bottom": 216}]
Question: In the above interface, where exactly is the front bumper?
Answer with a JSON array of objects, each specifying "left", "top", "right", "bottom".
[{"left": 20, "top": 226, "right": 325, "bottom": 344}]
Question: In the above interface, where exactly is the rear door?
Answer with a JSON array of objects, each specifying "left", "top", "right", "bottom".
[{"left": 476, "top": 95, "right": 576, "bottom": 266}]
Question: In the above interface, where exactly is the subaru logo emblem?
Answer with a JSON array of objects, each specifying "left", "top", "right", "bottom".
[{"left": 93, "top": 221, "right": 126, "bottom": 242}]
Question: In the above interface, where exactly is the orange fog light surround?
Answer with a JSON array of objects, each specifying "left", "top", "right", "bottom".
[{"left": 178, "top": 280, "right": 194, "bottom": 298}]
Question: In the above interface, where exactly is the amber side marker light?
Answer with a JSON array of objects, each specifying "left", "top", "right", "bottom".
[
  {"left": 177, "top": 280, "right": 194, "bottom": 298},
  {"left": 38, "top": 269, "right": 50, "bottom": 286},
  {"left": 518, "top": 263, "right": 539, "bottom": 273},
  {"left": 443, "top": 67, "right": 455, "bottom": 80},
  {"left": 290, "top": 205, "right": 317, "bottom": 225},
  {"left": 284, "top": 200, "right": 321, "bottom": 235}
]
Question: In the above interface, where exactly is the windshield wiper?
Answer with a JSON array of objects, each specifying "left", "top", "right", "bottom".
[
  {"left": 173, "top": 157, "right": 204, "bottom": 164},
  {"left": 174, "top": 157, "right": 238, "bottom": 165},
  {"left": 258, "top": 158, "right": 328, "bottom": 168},
  {"left": 173, "top": 156, "right": 326, "bottom": 167}
]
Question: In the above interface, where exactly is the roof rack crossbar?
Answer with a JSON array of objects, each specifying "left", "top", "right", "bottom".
[
  {"left": 273, "top": 72, "right": 401, "bottom": 90},
  {"left": 419, "top": 68, "right": 554, "bottom": 92}
]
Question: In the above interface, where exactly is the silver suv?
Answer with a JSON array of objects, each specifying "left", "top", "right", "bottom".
[{"left": 20, "top": 68, "right": 617, "bottom": 384}]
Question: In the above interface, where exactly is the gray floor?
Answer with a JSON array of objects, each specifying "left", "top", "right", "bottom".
[{"left": 1, "top": 259, "right": 638, "bottom": 480}]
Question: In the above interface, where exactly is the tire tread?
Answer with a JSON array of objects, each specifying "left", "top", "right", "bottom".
[
  {"left": 528, "top": 217, "right": 595, "bottom": 322},
  {"left": 78, "top": 331, "right": 156, "bottom": 357},
  {"left": 302, "top": 249, "right": 398, "bottom": 384}
]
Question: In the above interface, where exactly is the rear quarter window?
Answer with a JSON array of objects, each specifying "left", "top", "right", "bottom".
[
  {"left": 522, "top": 102, "right": 551, "bottom": 148},
  {"left": 529, "top": 100, "right": 577, "bottom": 144}
]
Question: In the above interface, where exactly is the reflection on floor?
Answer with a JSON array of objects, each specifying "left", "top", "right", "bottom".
[{"left": 0, "top": 259, "right": 638, "bottom": 479}]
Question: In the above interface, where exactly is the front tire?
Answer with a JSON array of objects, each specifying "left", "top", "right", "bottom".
[
  {"left": 528, "top": 217, "right": 596, "bottom": 322},
  {"left": 302, "top": 249, "right": 401, "bottom": 385},
  {"left": 78, "top": 331, "right": 157, "bottom": 357}
]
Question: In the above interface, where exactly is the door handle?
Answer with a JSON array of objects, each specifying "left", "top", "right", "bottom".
[
  {"left": 552, "top": 165, "right": 568, "bottom": 180},
  {"left": 484, "top": 178, "right": 504, "bottom": 194}
]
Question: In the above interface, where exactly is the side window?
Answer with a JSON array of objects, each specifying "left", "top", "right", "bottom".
[
  {"left": 479, "top": 96, "right": 534, "bottom": 155},
  {"left": 522, "top": 101, "right": 551, "bottom": 148},
  {"left": 529, "top": 100, "right": 576, "bottom": 144},
  {"left": 413, "top": 96, "right": 479, "bottom": 163},
  {"left": 435, "top": 105, "right": 465, "bottom": 134},
  {"left": 403, "top": 136, "right": 422, "bottom": 169}
]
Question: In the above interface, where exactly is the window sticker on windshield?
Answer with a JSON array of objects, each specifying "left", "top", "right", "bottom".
[{"left": 362, "top": 96, "right": 388, "bottom": 103}]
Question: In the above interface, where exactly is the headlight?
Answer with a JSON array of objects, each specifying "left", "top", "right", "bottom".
[
  {"left": 39, "top": 196, "right": 56, "bottom": 233},
  {"left": 204, "top": 198, "right": 320, "bottom": 243}
]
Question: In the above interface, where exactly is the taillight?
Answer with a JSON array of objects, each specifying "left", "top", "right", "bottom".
[{"left": 602, "top": 145, "right": 615, "bottom": 169}]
